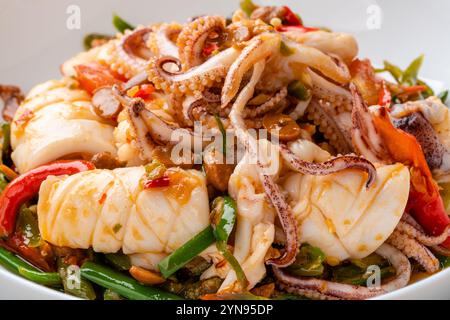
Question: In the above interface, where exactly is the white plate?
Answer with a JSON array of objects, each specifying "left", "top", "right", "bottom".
[{"left": 0, "top": 0, "right": 449, "bottom": 300}]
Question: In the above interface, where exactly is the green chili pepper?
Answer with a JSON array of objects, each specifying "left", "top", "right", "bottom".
[
  {"left": 280, "top": 41, "right": 295, "bottom": 57},
  {"left": 104, "top": 252, "right": 131, "bottom": 271},
  {"left": 112, "top": 14, "right": 135, "bottom": 33},
  {"left": 288, "top": 80, "right": 311, "bottom": 101},
  {"left": 103, "top": 288, "right": 124, "bottom": 300},
  {"left": 214, "top": 114, "right": 227, "bottom": 155},
  {"left": 81, "top": 261, "right": 181, "bottom": 300},
  {"left": 16, "top": 205, "right": 41, "bottom": 248},
  {"left": 437, "top": 254, "right": 450, "bottom": 269},
  {"left": 286, "top": 244, "right": 325, "bottom": 277},
  {"left": 211, "top": 196, "right": 248, "bottom": 288},
  {"left": 83, "top": 33, "right": 112, "bottom": 50},
  {"left": 438, "top": 90, "right": 448, "bottom": 104},
  {"left": 58, "top": 258, "right": 96, "bottom": 300},
  {"left": 158, "top": 226, "right": 215, "bottom": 278},
  {"left": 377, "top": 60, "right": 403, "bottom": 83},
  {"left": 240, "top": 0, "right": 258, "bottom": 16},
  {"left": 0, "top": 247, "right": 61, "bottom": 286}
]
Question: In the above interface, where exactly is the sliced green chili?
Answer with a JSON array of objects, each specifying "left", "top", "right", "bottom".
[
  {"left": 211, "top": 196, "right": 248, "bottom": 288},
  {"left": 286, "top": 244, "right": 325, "bottom": 277},
  {"left": 112, "top": 14, "right": 135, "bottom": 33},
  {"left": 81, "top": 261, "right": 181, "bottom": 300},
  {"left": 402, "top": 54, "right": 424, "bottom": 85},
  {"left": 58, "top": 258, "right": 96, "bottom": 300},
  {"left": 438, "top": 90, "right": 448, "bottom": 104},
  {"left": 104, "top": 251, "right": 131, "bottom": 271},
  {"left": 0, "top": 247, "right": 61, "bottom": 286},
  {"left": 158, "top": 226, "right": 215, "bottom": 278},
  {"left": 83, "top": 33, "right": 112, "bottom": 50},
  {"left": 288, "top": 80, "right": 311, "bottom": 101},
  {"left": 103, "top": 288, "right": 124, "bottom": 300},
  {"left": 16, "top": 205, "right": 41, "bottom": 247},
  {"left": 214, "top": 114, "right": 227, "bottom": 155}
]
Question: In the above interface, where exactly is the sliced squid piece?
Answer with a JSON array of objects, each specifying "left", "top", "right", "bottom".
[
  {"left": 37, "top": 166, "right": 210, "bottom": 270},
  {"left": 283, "top": 141, "right": 410, "bottom": 261},
  {"left": 10, "top": 79, "right": 117, "bottom": 173}
]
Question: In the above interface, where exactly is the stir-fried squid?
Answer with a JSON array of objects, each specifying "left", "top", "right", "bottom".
[{"left": 1, "top": 1, "right": 449, "bottom": 301}]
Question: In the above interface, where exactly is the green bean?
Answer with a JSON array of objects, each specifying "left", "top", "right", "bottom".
[
  {"left": 0, "top": 247, "right": 61, "bottom": 286},
  {"left": 58, "top": 258, "right": 96, "bottom": 300},
  {"left": 81, "top": 261, "right": 181, "bottom": 300}
]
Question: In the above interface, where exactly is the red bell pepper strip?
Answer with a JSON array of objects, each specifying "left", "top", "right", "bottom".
[
  {"left": 144, "top": 176, "right": 170, "bottom": 189},
  {"left": 133, "top": 84, "right": 155, "bottom": 100},
  {"left": 372, "top": 107, "right": 450, "bottom": 248},
  {"left": 281, "top": 6, "right": 302, "bottom": 26},
  {"left": 276, "top": 25, "right": 319, "bottom": 33},
  {"left": 378, "top": 81, "right": 392, "bottom": 107},
  {"left": 0, "top": 160, "right": 95, "bottom": 237}
]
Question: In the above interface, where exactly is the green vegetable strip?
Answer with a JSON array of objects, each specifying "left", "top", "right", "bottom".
[
  {"left": 214, "top": 114, "right": 227, "bottom": 155},
  {"left": 240, "top": 0, "right": 258, "bottom": 16},
  {"left": 104, "top": 252, "right": 131, "bottom": 271},
  {"left": 112, "top": 14, "right": 135, "bottom": 33},
  {"left": 17, "top": 267, "right": 61, "bottom": 286},
  {"left": 216, "top": 241, "right": 248, "bottom": 288},
  {"left": 402, "top": 54, "right": 424, "bottom": 85},
  {"left": 83, "top": 33, "right": 111, "bottom": 50},
  {"left": 0, "top": 247, "right": 61, "bottom": 285},
  {"left": 81, "top": 261, "right": 181, "bottom": 300},
  {"left": 158, "top": 226, "right": 215, "bottom": 278}
]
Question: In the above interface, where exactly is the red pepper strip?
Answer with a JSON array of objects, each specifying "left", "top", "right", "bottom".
[
  {"left": 282, "top": 6, "right": 302, "bottom": 26},
  {"left": 144, "top": 176, "right": 170, "bottom": 189},
  {"left": 202, "top": 43, "right": 219, "bottom": 57},
  {"left": 133, "top": 84, "right": 155, "bottom": 100},
  {"left": 0, "top": 160, "right": 95, "bottom": 237},
  {"left": 276, "top": 25, "right": 319, "bottom": 33},
  {"left": 372, "top": 108, "right": 450, "bottom": 248},
  {"left": 378, "top": 81, "right": 392, "bottom": 107},
  {"left": 403, "top": 85, "right": 427, "bottom": 94}
]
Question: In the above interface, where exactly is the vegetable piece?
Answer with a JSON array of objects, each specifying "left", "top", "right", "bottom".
[
  {"left": 83, "top": 33, "right": 112, "bottom": 50},
  {"left": 288, "top": 80, "right": 311, "bottom": 101},
  {"left": 16, "top": 205, "right": 41, "bottom": 247},
  {"left": 402, "top": 54, "right": 424, "bottom": 85},
  {"left": 92, "top": 87, "right": 122, "bottom": 119},
  {"left": 144, "top": 160, "right": 167, "bottom": 180},
  {"left": 378, "top": 60, "right": 403, "bottom": 83},
  {"left": 104, "top": 252, "right": 131, "bottom": 271},
  {"left": 132, "top": 84, "right": 155, "bottom": 100},
  {"left": 214, "top": 115, "right": 227, "bottom": 155},
  {"left": 378, "top": 81, "right": 392, "bottom": 107},
  {"left": 81, "top": 261, "right": 181, "bottom": 300},
  {"left": 0, "top": 164, "right": 17, "bottom": 181},
  {"left": 58, "top": 259, "right": 96, "bottom": 300},
  {"left": 1, "top": 122, "right": 11, "bottom": 164},
  {"left": 74, "top": 63, "right": 122, "bottom": 94},
  {"left": 144, "top": 176, "right": 170, "bottom": 189},
  {"left": 437, "top": 254, "right": 450, "bottom": 269},
  {"left": 262, "top": 113, "right": 302, "bottom": 142},
  {"left": 211, "top": 196, "right": 248, "bottom": 289},
  {"left": 129, "top": 266, "right": 165, "bottom": 285},
  {"left": 0, "top": 160, "right": 95, "bottom": 237},
  {"left": 112, "top": 14, "right": 135, "bottom": 33},
  {"left": 438, "top": 90, "right": 448, "bottom": 104},
  {"left": 158, "top": 227, "right": 215, "bottom": 278},
  {"left": 281, "top": 6, "right": 303, "bottom": 26},
  {"left": 0, "top": 247, "right": 60, "bottom": 286},
  {"left": 0, "top": 172, "right": 8, "bottom": 193},
  {"left": 280, "top": 41, "right": 295, "bottom": 56},
  {"left": 240, "top": 0, "right": 258, "bottom": 16},
  {"left": 103, "top": 289, "right": 123, "bottom": 300},
  {"left": 286, "top": 244, "right": 326, "bottom": 277}
]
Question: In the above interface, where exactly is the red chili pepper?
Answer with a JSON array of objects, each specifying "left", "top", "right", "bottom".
[
  {"left": 282, "top": 6, "right": 303, "bottom": 26},
  {"left": 133, "top": 84, "right": 155, "bottom": 100},
  {"left": 202, "top": 43, "right": 219, "bottom": 57},
  {"left": 276, "top": 25, "right": 319, "bottom": 33},
  {"left": 0, "top": 160, "right": 95, "bottom": 237},
  {"left": 144, "top": 176, "right": 170, "bottom": 189},
  {"left": 378, "top": 81, "right": 392, "bottom": 107},
  {"left": 403, "top": 85, "right": 427, "bottom": 94}
]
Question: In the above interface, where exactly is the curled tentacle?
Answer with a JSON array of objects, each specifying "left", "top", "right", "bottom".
[
  {"left": 396, "top": 221, "right": 450, "bottom": 247},
  {"left": 116, "top": 27, "right": 153, "bottom": 78},
  {"left": 148, "top": 47, "right": 240, "bottom": 96},
  {"left": 177, "top": 15, "right": 226, "bottom": 69},
  {"left": 306, "top": 99, "right": 353, "bottom": 154},
  {"left": 388, "top": 230, "right": 440, "bottom": 273},
  {"left": 147, "top": 23, "right": 182, "bottom": 58},
  {"left": 222, "top": 33, "right": 282, "bottom": 107},
  {"left": 272, "top": 244, "right": 411, "bottom": 300},
  {"left": 350, "top": 83, "right": 389, "bottom": 163},
  {"left": 229, "top": 60, "right": 298, "bottom": 267},
  {"left": 279, "top": 144, "right": 377, "bottom": 188},
  {"left": 245, "top": 87, "right": 288, "bottom": 118},
  {"left": 309, "top": 69, "right": 353, "bottom": 113}
]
